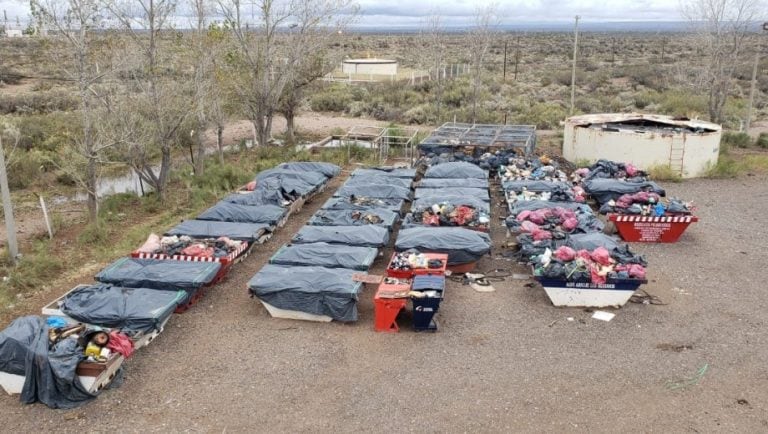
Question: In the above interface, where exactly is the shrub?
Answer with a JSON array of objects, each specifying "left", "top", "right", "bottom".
[
  {"left": 647, "top": 164, "right": 682, "bottom": 182},
  {"left": 756, "top": 132, "right": 768, "bottom": 149},
  {"left": 721, "top": 131, "right": 752, "bottom": 149},
  {"left": 309, "top": 85, "right": 352, "bottom": 112}
]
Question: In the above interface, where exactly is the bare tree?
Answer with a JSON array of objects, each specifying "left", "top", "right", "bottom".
[
  {"left": 467, "top": 3, "right": 500, "bottom": 124},
  {"left": 188, "top": 0, "right": 215, "bottom": 175},
  {"left": 218, "top": 0, "right": 357, "bottom": 148},
  {"left": 277, "top": 53, "right": 326, "bottom": 145},
  {"left": 423, "top": 12, "right": 447, "bottom": 124},
  {"left": 31, "top": 0, "right": 114, "bottom": 222},
  {"left": 106, "top": 0, "right": 189, "bottom": 201},
  {"left": 681, "top": 0, "right": 761, "bottom": 124}
]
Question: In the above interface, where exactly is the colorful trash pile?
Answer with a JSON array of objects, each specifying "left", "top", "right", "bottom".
[
  {"left": 249, "top": 166, "right": 414, "bottom": 323},
  {"left": 0, "top": 161, "right": 339, "bottom": 408}
]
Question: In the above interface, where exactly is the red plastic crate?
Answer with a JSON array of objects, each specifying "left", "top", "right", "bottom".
[
  {"left": 373, "top": 280, "right": 411, "bottom": 333},
  {"left": 608, "top": 214, "right": 699, "bottom": 243},
  {"left": 386, "top": 252, "right": 449, "bottom": 279}
]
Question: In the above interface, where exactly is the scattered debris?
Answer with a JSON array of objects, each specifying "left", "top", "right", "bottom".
[
  {"left": 592, "top": 311, "right": 615, "bottom": 322},
  {"left": 666, "top": 363, "right": 709, "bottom": 390},
  {"left": 656, "top": 343, "right": 694, "bottom": 352}
]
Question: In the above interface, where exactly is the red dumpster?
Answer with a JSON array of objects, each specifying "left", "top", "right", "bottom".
[{"left": 608, "top": 214, "right": 698, "bottom": 243}]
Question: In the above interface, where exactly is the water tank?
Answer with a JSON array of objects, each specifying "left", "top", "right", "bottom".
[{"left": 563, "top": 113, "right": 722, "bottom": 178}]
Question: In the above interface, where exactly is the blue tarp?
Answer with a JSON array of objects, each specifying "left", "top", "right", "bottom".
[
  {"left": 395, "top": 227, "right": 492, "bottom": 265},
  {"left": 269, "top": 242, "right": 378, "bottom": 271},
  {"left": 95, "top": 257, "right": 221, "bottom": 293},
  {"left": 308, "top": 208, "right": 399, "bottom": 229},
  {"left": 276, "top": 162, "right": 340, "bottom": 178},
  {"left": 197, "top": 201, "right": 288, "bottom": 225},
  {"left": 292, "top": 225, "right": 390, "bottom": 247},
  {"left": 415, "top": 187, "right": 490, "bottom": 202},
  {"left": 424, "top": 161, "right": 488, "bottom": 179}
]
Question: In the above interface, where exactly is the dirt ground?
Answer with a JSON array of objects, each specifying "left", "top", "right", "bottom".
[{"left": 0, "top": 164, "right": 767, "bottom": 432}]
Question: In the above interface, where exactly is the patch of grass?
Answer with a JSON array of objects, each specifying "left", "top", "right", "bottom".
[
  {"left": 573, "top": 158, "right": 592, "bottom": 169},
  {"left": 647, "top": 164, "right": 682, "bottom": 182},
  {"left": 721, "top": 131, "right": 752, "bottom": 149},
  {"left": 77, "top": 222, "right": 111, "bottom": 246},
  {"left": 1, "top": 240, "right": 64, "bottom": 294}
]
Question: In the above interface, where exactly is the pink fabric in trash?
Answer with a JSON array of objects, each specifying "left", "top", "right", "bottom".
[
  {"left": 590, "top": 247, "right": 612, "bottom": 266},
  {"left": 528, "top": 209, "right": 551, "bottom": 225},
  {"left": 137, "top": 233, "right": 161, "bottom": 253},
  {"left": 531, "top": 228, "right": 552, "bottom": 241},
  {"left": 245, "top": 181, "right": 257, "bottom": 191},
  {"left": 554, "top": 246, "right": 576, "bottom": 262},
  {"left": 625, "top": 163, "right": 638, "bottom": 177},
  {"left": 520, "top": 221, "right": 540, "bottom": 233},
  {"left": 628, "top": 264, "right": 646, "bottom": 279},
  {"left": 562, "top": 217, "right": 578, "bottom": 232},
  {"left": 516, "top": 210, "right": 532, "bottom": 222},
  {"left": 576, "top": 249, "right": 592, "bottom": 261},
  {"left": 107, "top": 331, "right": 135, "bottom": 358},
  {"left": 575, "top": 168, "right": 590, "bottom": 177},
  {"left": 590, "top": 264, "right": 607, "bottom": 285}
]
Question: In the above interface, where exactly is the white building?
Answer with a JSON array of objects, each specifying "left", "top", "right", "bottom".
[
  {"left": 342, "top": 58, "right": 398, "bottom": 76},
  {"left": 4, "top": 29, "right": 23, "bottom": 38},
  {"left": 563, "top": 113, "right": 722, "bottom": 178}
]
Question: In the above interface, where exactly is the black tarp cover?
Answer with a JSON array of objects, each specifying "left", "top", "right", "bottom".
[
  {"left": 269, "top": 242, "right": 378, "bottom": 271},
  {"left": 253, "top": 174, "right": 316, "bottom": 197},
  {"left": 415, "top": 187, "right": 490, "bottom": 202},
  {"left": 308, "top": 208, "right": 399, "bottom": 228},
  {"left": 197, "top": 201, "right": 288, "bottom": 225},
  {"left": 277, "top": 162, "right": 340, "bottom": 178},
  {"left": 60, "top": 284, "right": 185, "bottom": 334},
  {"left": 320, "top": 197, "right": 405, "bottom": 214},
  {"left": 248, "top": 265, "right": 363, "bottom": 321},
  {"left": 508, "top": 200, "right": 591, "bottom": 213},
  {"left": 335, "top": 184, "right": 412, "bottom": 201},
  {"left": 223, "top": 189, "right": 286, "bottom": 207},
  {"left": 292, "top": 225, "right": 389, "bottom": 247},
  {"left": 95, "top": 257, "right": 221, "bottom": 292},
  {"left": 583, "top": 179, "right": 666, "bottom": 205},
  {"left": 166, "top": 220, "right": 271, "bottom": 242},
  {"left": 412, "top": 195, "right": 491, "bottom": 214},
  {"left": 255, "top": 168, "right": 327, "bottom": 187},
  {"left": 342, "top": 175, "right": 412, "bottom": 188},
  {"left": 395, "top": 227, "right": 492, "bottom": 265},
  {"left": 0, "top": 316, "right": 95, "bottom": 409},
  {"left": 418, "top": 178, "right": 490, "bottom": 189},
  {"left": 351, "top": 167, "right": 417, "bottom": 179},
  {"left": 424, "top": 161, "right": 488, "bottom": 179}
]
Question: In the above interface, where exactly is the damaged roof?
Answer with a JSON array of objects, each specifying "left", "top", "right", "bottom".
[{"left": 566, "top": 113, "right": 721, "bottom": 134}]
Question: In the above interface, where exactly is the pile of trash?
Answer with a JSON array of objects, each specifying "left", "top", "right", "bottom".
[
  {"left": 571, "top": 159, "right": 648, "bottom": 184},
  {"left": 507, "top": 206, "right": 604, "bottom": 239},
  {"left": 411, "top": 202, "right": 490, "bottom": 229},
  {"left": 599, "top": 193, "right": 694, "bottom": 216},
  {"left": 499, "top": 156, "right": 568, "bottom": 182},
  {"left": 506, "top": 184, "right": 585, "bottom": 205},
  {"left": 389, "top": 250, "right": 446, "bottom": 272},
  {"left": 136, "top": 234, "right": 245, "bottom": 258},
  {"left": 533, "top": 246, "right": 647, "bottom": 284},
  {"left": 419, "top": 149, "right": 524, "bottom": 171}
]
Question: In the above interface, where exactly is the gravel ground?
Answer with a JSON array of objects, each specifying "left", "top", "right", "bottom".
[{"left": 1, "top": 173, "right": 767, "bottom": 432}]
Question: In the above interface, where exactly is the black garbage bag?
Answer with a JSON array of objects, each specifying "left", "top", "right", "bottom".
[{"left": 0, "top": 316, "right": 96, "bottom": 409}]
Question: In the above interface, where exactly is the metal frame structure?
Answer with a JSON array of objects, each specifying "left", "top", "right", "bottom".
[
  {"left": 418, "top": 122, "right": 537, "bottom": 157},
  {"left": 342, "top": 125, "right": 419, "bottom": 165}
]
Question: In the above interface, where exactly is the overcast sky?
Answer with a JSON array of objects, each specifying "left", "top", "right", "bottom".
[{"left": 1, "top": 0, "right": 684, "bottom": 28}]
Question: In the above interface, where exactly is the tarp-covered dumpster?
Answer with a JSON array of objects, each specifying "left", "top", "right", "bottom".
[
  {"left": 582, "top": 178, "right": 666, "bottom": 205},
  {"left": 343, "top": 175, "right": 412, "bottom": 189},
  {"left": 292, "top": 225, "right": 389, "bottom": 248},
  {"left": 197, "top": 202, "right": 288, "bottom": 226},
  {"left": 308, "top": 208, "right": 399, "bottom": 229},
  {"left": 166, "top": 220, "right": 271, "bottom": 242},
  {"left": 395, "top": 227, "right": 492, "bottom": 265},
  {"left": 424, "top": 161, "right": 488, "bottom": 179},
  {"left": 277, "top": 162, "right": 340, "bottom": 178},
  {"left": 335, "top": 184, "right": 412, "bottom": 201},
  {"left": 351, "top": 167, "right": 417, "bottom": 179},
  {"left": 222, "top": 189, "right": 287, "bottom": 207},
  {"left": 255, "top": 168, "right": 327, "bottom": 187},
  {"left": 60, "top": 284, "right": 185, "bottom": 334},
  {"left": 418, "top": 178, "right": 489, "bottom": 189},
  {"left": 415, "top": 187, "right": 490, "bottom": 202},
  {"left": 95, "top": 258, "right": 221, "bottom": 294},
  {"left": 321, "top": 197, "right": 405, "bottom": 214},
  {"left": 269, "top": 243, "right": 378, "bottom": 271},
  {"left": 412, "top": 194, "right": 491, "bottom": 214},
  {"left": 0, "top": 316, "right": 95, "bottom": 409},
  {"left": 248, "top": 265, "right": 363, "bottom": 322}
]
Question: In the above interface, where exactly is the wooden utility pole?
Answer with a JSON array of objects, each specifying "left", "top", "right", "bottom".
[
  {"left": 0, "top": 136, "right": 18, "bottom": 263},
  {"left": 503, "top": 40, "right": 508, "bottom": 82},
  {"left": 570, "top": 15, "right": 580, "bottom": 116}
]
